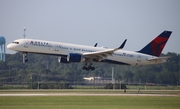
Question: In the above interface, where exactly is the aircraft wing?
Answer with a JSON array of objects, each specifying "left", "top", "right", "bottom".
[
  {"left": 147, "top": 56, "right": 170, "bottom": 61},
  {"left": 83, "top": 39, "right": 127, "bottom": 61}
]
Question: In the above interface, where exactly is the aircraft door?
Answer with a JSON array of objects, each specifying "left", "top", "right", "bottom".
[
  {"left": 137, "top": 55, "right": 141, "bottom": 62},
  {"left": 55, "top": 46, "right": 59, "bottom": 51},
  {"left": 24, "top": 41, "right": 29, "bottom": 48},
  {"left": 135, "top": 55, "right": 141, "bottom": 65}
]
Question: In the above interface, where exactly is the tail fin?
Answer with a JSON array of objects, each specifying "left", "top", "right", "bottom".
[{"left": 138, "top": 30, "right": 172, "bottom": 57}]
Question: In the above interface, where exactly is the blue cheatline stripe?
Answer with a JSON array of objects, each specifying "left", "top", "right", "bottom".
[
  {"left": 22, "top": 51, "right": 67, "bottom": 58},
  {"left": 21, "top": 51, "right": 130, "bottom": 65},
  {"left": 99, "top": 59, "right": 130, "bottom": 65}
]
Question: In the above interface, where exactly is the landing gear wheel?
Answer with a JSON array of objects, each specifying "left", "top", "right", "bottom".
[
  {"left": 87, "top": 66, "right": 91, "bottom": 71},
  {"left": 82, "top": 61, "right": 95, "bottom": 71},
  {"left": 25, "top": 58, "right": 28, "bottom": 62},
  {"left": 90, "top": 66, "right": 95, "bottom": 70},
  {"left": 82, "top": 66, "right": 95, "bottom": 71},
  {"left": 82, "top": 66, "right": 87, "bottom": 70}
]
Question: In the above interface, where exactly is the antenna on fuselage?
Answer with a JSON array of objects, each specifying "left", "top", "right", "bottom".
[{"left": 23, "top": 27, "right": 26, "bottom": 39}]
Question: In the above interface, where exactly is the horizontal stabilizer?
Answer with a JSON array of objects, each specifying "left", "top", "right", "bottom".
[{"left": 147, "top": 56, "right": 170, "bottom": 61}]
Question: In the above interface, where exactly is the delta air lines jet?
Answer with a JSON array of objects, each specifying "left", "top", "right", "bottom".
[{"left": 7, "top": 31, "right": 172, "bottom": 71}]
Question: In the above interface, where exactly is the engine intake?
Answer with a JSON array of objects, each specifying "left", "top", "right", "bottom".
[{"left": 67, "top": 53, "right": 83, "bottom": 62}]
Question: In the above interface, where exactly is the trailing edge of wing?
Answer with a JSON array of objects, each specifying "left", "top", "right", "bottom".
[{"left": 83, "top": 39, "right": 127, "bottom": 61}]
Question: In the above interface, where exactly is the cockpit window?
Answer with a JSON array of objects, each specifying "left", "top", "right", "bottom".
[{"left": 12, "top": 42, "right": 19, "bottom": 44}]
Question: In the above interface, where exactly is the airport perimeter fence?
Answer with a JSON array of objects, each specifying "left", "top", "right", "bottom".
[{"left": 0, "top": 81, "right": 180, "bottom": 90}]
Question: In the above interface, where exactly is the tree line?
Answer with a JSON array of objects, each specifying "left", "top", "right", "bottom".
[{"left": 0, "top": 52, "right": 179, "bottom": 85}]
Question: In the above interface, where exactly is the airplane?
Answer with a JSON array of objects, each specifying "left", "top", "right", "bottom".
[{"left": 7, "top": 30, "right": 172, "bottom": 71}]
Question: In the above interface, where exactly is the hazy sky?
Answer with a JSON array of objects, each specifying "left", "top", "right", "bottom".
[{"left": 0, "top": 0, "right": 180, "bottom": 54}]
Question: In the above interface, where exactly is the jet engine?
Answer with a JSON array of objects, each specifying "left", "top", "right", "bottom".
[
  {"left": 58, "top": 56, "right": 70, "bottom": 63},
  {"left": 67, "top": 53, "right": 84, "bottom": 62}
]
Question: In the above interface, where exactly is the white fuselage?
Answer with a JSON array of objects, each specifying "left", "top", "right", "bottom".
[{"left": 7, "top": 39, "right": 166, "bottom": 65}]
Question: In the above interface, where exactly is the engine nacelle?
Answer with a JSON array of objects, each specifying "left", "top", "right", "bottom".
[
  {"left": 67, "top": 53, "right": 84, "bottom": 62},
  {"left": 58, "top": 56, "right": 70, "bottom": 63}
]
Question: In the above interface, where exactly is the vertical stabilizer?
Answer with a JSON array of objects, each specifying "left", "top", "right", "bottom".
[{"left": 138, "top": 31, "right": 172, "bottom": 57}]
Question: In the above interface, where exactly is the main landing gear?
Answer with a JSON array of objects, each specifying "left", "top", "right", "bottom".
[
  {"left": 82, "top": 61, "right": 95, "bottom": 71},
  {"left": 82, "top": 65, "right": 95, "bottom": 71},
  {"left": 23, "top": 52, "right": 28, "bottom": 63}
]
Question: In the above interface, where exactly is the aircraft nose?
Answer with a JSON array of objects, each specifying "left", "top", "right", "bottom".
[{"left": 7, "top": 44, "right": 13, "bottom": 50}]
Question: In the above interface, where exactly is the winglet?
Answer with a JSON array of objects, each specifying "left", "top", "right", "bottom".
[
  {"left": 119, "top": 39, "right": 127, "bottom": 49},
  {"left": 94, "top": 43, "right": 98, "bottom": 47}
]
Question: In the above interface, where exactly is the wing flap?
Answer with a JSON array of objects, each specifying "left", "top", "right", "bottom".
[
  {"left": 83, "top": 39, "right": 127, "bottom": 61},
  {"left": 83, "top": 49, "right": 113, "bottom": 60}
]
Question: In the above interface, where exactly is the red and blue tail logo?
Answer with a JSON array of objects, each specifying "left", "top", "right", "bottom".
[{"left": 138, "top": 31, "right": 172, "bottom": 57}]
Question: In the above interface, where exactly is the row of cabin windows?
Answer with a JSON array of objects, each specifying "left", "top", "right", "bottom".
[
  {"left": 29, "top": 42, "right": 95, "bottom": 52},
  {"left": 114, "top": 53, "right": 134, "bottom": 57},
  {"left": 28, "top": 42, "right": 133, "bottom": 56},
  {"left": 56, "top": 46, "right": 95, "bottom": 52},
  {"left": 55, "top": 45, "right": 95, "bottom": 52}
]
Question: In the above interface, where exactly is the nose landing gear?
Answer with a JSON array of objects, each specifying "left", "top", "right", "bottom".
[{"left": 23, "top": 52, "right": 28, "bottom": 63}]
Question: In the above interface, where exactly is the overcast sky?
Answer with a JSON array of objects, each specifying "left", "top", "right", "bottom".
[{"left": 0, "top": 0, "right": 180, "bottom": 54}]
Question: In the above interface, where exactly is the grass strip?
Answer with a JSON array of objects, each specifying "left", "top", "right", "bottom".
[{"left": 0, "top": 96, "right": 179, "bottom": 109}]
